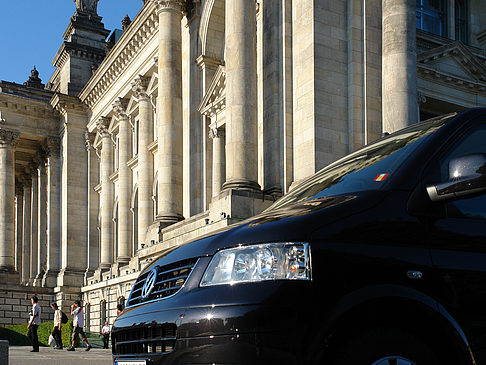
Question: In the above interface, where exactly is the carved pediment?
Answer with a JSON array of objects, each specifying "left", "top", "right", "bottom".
[
  {"left": 418, "top": 41, "right": 486, "bottom": 82},
  {"left": 198, "top": 65, "right": 226, "bottom": 117}
]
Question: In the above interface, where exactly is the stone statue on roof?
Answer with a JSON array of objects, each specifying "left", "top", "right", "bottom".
[{"left": 74, "top": 0, "right": 99, "bottom": 15}]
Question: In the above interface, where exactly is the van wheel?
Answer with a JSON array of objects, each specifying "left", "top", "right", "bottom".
[{"left": 324, "top": 327, "right": 441, "bottom": 365}]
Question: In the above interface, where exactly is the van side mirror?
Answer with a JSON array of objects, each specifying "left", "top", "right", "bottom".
[{"left": 426, "top": 154, "right": 486, "bottom": 202}]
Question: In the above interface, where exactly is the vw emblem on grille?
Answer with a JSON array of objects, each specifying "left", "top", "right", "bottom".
[{"left": 141, "top": 267, "right": 158, "bottom": 299}]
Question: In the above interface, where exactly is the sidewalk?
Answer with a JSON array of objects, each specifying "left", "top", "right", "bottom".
[{"left": 9, "top": 346, "right": 113, "bottom": 365}]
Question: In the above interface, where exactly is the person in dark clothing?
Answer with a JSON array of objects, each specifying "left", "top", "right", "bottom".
[{"left": 27, "top": 296, "right": 41, "bottom": 352}]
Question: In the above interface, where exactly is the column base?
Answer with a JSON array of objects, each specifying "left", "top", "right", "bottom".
[
  {"left": 42, "top": 269, "right": 59, "bottom": 288},
  {"left": 0, "top": 270, "right": 20, "bottom": 285},
  {"left": 56, "top": 267, "right": 86, "bottom": 288},
  {"left": 33, "top": 271, "right": 45, "bottom": 287},
  {"left": 117, "top": 256, "right": 131, "bottom": 265},
  {"left": 263, "top": 184, "right": 283, "bottom": 197},
  {"left": 99, "top": 263, "right": 113, "bottom": 271},
  {"left": 223, "top": 178, "right": 261, "bottom": 193},
  {"left": 155, "top": 213, "right": 184, "bottom": 229}
]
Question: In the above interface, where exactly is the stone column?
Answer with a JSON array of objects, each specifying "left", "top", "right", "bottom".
[
  {"left": 155, "top": 0, "right": 184, "bottom": 226},
  {"left": 209, "top": 126, "right": 225, "bottom": 198},
  {"left": 132, "top": 76, "right": 153, "bottom": 248},
  {"left": 0, "top": 129, "right": 19, "bottom": 273},
  {"left": 97, "top": 117, "right": 114, "bottom": 270},
  {"left": 21, "top": 177, "right": 32, "bottom": 284},
  {"left": 113, "top": 98, "right": 131, "bottom": 264},
  {"left": 15, "top": 186, "right": 23, "bottom": 274},
  {"left": 85, "top": 132, "right": 99, "bottom": 278},
  {"left": 223, "top": 0, "right": 260, "bottom": 192},
  {"left": 382, "top": 0, "right": 418, "bottom": 133},
  {"left": 30, "top": 168, "right": 38, "bottom": 284},
  {"left": 34, "top": 156, "right": 48, "bottom": 286},
  {"left": 42, "top": 137, "right": 61, "bottom": 288}
]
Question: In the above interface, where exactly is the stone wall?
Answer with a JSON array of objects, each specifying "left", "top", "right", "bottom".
[{"left": 0, "top": 286, "right": 54, "bottom": 327}]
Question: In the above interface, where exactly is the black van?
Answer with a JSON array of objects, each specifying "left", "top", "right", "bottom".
[{"left": 112, "top": 109, "right": 486, "bottom": 365}]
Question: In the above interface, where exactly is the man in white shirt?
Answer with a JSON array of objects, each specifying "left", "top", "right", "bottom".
[
  {"left": 101, "top": 321, "right": 111, "bottom": 349},
  {"left": 66, "top": 300, "right": 92, "bottom": 351},
  {"left": 27, "top": 296, "right": 41, "bottom": 352}
]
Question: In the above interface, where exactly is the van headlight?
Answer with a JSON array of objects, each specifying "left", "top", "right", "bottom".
[{"left": 200, "top": 242, "right": 311, "bottom": 287}]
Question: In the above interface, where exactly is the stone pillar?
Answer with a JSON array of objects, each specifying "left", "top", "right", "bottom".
[
  {"left": 42, "top": 137, "right": 61, "bottom": 288},
  {"left": 85, "top": 132, "right": 99, "bottom": 278},
  {"left": 155, "top": 0, "right": 184, "bottom": 226},
  {"left": 15, "top": 186, "right": 24, "bottom": 274},
  {"left": 30, "top": 169, "right": 38, "bottom": 284},
  {"left": 382, "top": 0, "right": 417, "bottom": 133},
  {"left": 97, "top": 117, "right": 114, "bottom": 270},
  {"left": 21, "top": 177, "right": 32, "bottom": 284},
  {"left": 0, "top": 129, "right": 19, "bottom": 273},
  {"left": 34, "top": 156, "right": 48, "bottom": 286},
  {"left": 209, "top": 126, "right": 225, "bottom": 198},
  {"left": 223, "top": 0, "right": 260, "bottom": 192},
  {"left": 113, "top": 99, "right": 131, "bottom": 264},
  {"left": 132, "top": 76, "right": 153, "bottom": 248}
]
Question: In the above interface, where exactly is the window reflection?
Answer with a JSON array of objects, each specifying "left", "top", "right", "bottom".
[{"left": 416, "top": 0, "right": 447, "bottom": 37}]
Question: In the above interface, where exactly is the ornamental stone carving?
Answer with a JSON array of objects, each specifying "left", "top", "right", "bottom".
[
  {"left": 96, "top": 117, "right": 111, "bottom": 137},
  {"left": 208, "top": 126, "right": 225, "bottom": 139},
  {"left": 45, "top": 136, "right": 61, "bottom": 156},
  {"left": 131, "top": 76, "right": 150, "bottom": 99},
  {"left": 74, "top": 0, "right": 99, "bottom": 14},
  {"left": 155, "top": 0, "right": 185, "bottom": 14},
  {"left": 85, "top": 132, "right": 96, "bottom": 151},
  {"left": 0, "top": 129, "right": 19, "bottom": 147},
  {"left": 112, "top": 98, "right": 129, "bottom": 119}
]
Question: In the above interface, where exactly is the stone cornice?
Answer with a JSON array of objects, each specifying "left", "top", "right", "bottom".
[
  {"left": 50, "top": 93, "right": 88, "bottom": 115},
  {"left": 79, "top": 1, "right": 159, "bottom": 109},
  {"left": 418, "top": 64, "right": 486, "bottom": 93},
  {"left": 0, "top": 92, "right": 58, "bottom": 121}
]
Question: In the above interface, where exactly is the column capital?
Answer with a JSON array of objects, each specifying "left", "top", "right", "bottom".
[
  {"left": 112, "top": 98, "right": 129, "bottom": 119},
  {"left": 96, "top": 117, "right": 111, "bottom": 137},
  {"left": 209, "top": 125, "right": 225, "bottom": 139},
  {"left": 155, "top": 0, "right": 185, "bottom": 15},
  {"left": 0, "top": 129, "right": 19, "bottom": 147},
  {"left": 20, "top": 174, "right": 32, "bottom": 188},
  {"left": 131, "top": 76, "right": 150, "bottom": 100},
  {"left": 85, "top": 131, "right": 96, "bottom": 151},
  {"left": 45, "top": 136, "right": 61, "bottom": 157}
]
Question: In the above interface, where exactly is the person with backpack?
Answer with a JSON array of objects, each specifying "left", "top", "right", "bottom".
[
  {"left": 67, "top": 300, "right": 92, "bottom": 351},
  {"left": 50, "top": 302, "right": 63, "bottom": 349}
]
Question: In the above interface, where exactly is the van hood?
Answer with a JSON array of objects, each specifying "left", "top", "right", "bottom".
[{"left": 150, "top": 191, "right": 386, "bottom": 269}]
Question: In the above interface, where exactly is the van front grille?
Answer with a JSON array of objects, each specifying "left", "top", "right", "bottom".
[
  {"left": 112, "top": 323, "right": 177, "bottom": 355},
  {"left": 127, "top": 258, "right": 198, "bottom": 306}
]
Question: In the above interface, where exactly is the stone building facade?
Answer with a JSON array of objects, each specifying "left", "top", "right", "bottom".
[{"left": 0, "top": 0, "right": 485, "bottom": 330}]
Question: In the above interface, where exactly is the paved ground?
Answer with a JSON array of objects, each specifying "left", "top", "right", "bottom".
[{"left": 9, "top": 346, "right": 113, "bottom": 365}]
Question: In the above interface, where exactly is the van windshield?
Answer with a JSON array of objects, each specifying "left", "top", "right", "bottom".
[{"left": 269, "top": 115, "right": 454, "bottom": 210}]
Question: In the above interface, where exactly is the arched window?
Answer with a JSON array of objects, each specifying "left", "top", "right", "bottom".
[
  {"left": 100, "top": 300, "right": 107, "bottom": 329},
  {"left": 416, "top": 0, "right": 447, "bottom": 37}
]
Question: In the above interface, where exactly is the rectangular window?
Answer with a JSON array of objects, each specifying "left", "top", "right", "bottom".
[
  {"left": 416, "top": 0, "right": 448, "bottom": 37},
  {"left": 455, "top": 0, "right": 468, "bottom": 43}
]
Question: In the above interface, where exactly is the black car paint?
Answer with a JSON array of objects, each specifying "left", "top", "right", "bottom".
[{"left": 112, "top": 109, "right": 486, "bottom": 365}]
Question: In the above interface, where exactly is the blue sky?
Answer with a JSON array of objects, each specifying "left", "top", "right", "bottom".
[{"left": 0, "top": 0, "right": 143, "bottom": 85}]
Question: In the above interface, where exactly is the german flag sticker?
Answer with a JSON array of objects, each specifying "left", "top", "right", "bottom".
[{"left": 374, "top": 173, "right": 389, "bottom": 182}]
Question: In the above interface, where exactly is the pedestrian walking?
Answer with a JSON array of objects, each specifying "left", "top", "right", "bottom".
[
  {"left": 50, "top": 302, "right": 63, "bottom": 349},
  {"left": 101, "top": 321, "right": 111, "bottom": 349},
  {"left": 27, "top": 296, "right": 41, "bottom": 352},
  {"left": 66, "top": 300, "right": 92, "bottom": 351}
]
